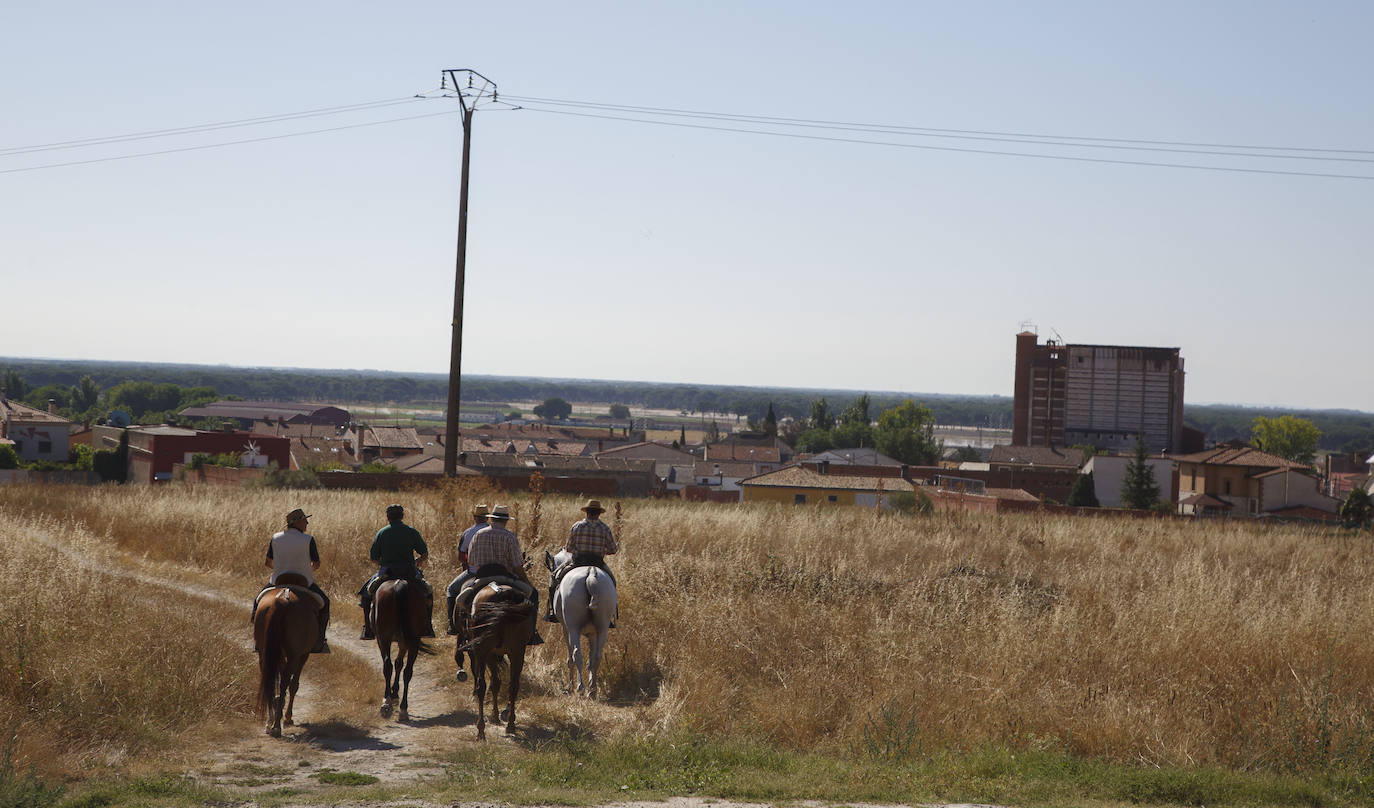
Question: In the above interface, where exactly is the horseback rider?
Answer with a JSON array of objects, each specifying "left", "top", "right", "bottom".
[
  {"left": 546, "top": 499, "right": 618, "bottom": 625},
  {"left": 358, "top": 503, "right": 435, "bottom": 640},
  {"left": 256, "top": 507, "right": 330, "bottom": 654},
  {"left": 460, "top": 504, "right": 544, "bottom": 645},
  {"left": 445, "top": 503, "right": 489, "bottom": 635}
]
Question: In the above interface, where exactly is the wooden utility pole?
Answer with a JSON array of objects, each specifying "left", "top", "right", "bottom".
[{"left": 442, "top": 69, "right": 497, "bottom": 477}]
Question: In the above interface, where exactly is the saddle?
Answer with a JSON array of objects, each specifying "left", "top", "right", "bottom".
[{"left": 253, "top": 582, "right": 325, "bottom": 613}]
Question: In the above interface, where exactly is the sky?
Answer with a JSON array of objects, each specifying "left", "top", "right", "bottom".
[{"left": 3, "top": 2, "right": 1372, "bottom": 411}]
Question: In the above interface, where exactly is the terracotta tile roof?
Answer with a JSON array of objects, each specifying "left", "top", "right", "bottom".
[
  {"left": 1169, "top": 446, "right": 1308, "bottom": 470},
  {"left": 740, "top": 464, "right": 915, "bottom": 492},
  {"left": 364, "top": 426, "right": 422, "bottom": 450},
  {"left": 251, "top": 422, "right": 344, "bottom": 439},
  {"left": 597, "top": 441, "right": 695, "bottom": 460},
  {"left": 989, "top": 445, "right": 1085, "bottom": 468},
  {"left": 0, "top": 399, "right": 72, "bottom": 425},
  {"left": 705, "top": 443, "right": 782, "bottom": 463}
]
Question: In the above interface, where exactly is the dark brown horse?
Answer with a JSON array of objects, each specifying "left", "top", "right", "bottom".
[
  {"left": 373, "top": 578, "right": 434, "bottom": 721},
  {"left": 254, "top": 584, "right": 318, "bottom": 737},
  {"left": 464, "top": 585, "right": 536, "bottom": 740}
]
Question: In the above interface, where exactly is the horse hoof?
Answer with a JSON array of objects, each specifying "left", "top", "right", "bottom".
[
  {"left": 500, "top": 707, "right": 512, "bottom": 722},
  {"left": 456, "top": 669, "right": 467, "bottom": 682},
  {"left": 268, "top": 726, "right": 281, "bottom": 738},
  {"left": 380, "top": 704, "right": 393, "bottom": 719}
]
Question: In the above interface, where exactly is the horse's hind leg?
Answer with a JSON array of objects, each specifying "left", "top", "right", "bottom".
[
  {"left": 398, "top": 648, "right": 417, "bottom": 722},
  {"left": 488, "top": 659, "right": 503, "bottom": 724},
  {"left": 380, "top": 646, "right": 395, "bottom": 719},
  {"left": 587, "top": 629, "right": 609, "bottom": 700},
  {"left": 284, "top": 655, "right": 307, "bottom": 727},
  {"left": 473, "top": 659, "right": 488, "bottom": 741},
  {"left": 503, "top": 651, "right": 524, "bottom": 734}
]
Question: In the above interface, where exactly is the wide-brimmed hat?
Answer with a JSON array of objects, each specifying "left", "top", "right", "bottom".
[
  {"left": 488, "top": 504, "right": 513, "bottom": 521},
  {"left": 472, "top": 503, "right": 489, "bottom": 518},
  {"left": 581, "top": 499, "right": 605, "bottom": 514},
  {"left": 286, "top": 508, "right": 310, "bottom": 524}
]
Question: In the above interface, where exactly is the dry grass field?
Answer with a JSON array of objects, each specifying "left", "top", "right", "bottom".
[{"left": 3, "top": 481, "right": 1374, "bottom": 803}]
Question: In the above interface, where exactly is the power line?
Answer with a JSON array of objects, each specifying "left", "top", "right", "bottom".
[
  {"left": 0, "top": 110, "right": 459, "bottom": 175},
  {"left": 512, "top": 105, "right": 1374, "bottom": 182},
  {"left": 0, "top": 97, "right": 424, "bottom": 156},
  {"left": 502, "top": 93, "right": 1374, "bottom": 157}
]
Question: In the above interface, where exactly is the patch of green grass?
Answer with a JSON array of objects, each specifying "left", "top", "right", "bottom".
[
  {"left": 56, "top": 774, "right": 223, "bottom": 808},
  {"left": 311, "top": 769, "right": 379, "bottom": 786},
  {"left": 425, "top": 730, "right": 1374, "bottom": 808}
]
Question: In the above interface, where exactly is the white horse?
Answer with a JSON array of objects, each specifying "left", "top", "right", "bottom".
[{"left": 544, "top": 549, "right": 617, "bottom": 699}]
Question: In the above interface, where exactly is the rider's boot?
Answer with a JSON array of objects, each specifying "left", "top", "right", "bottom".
[
  {"left": 528, "top": 590, "right": 545, "bottom": 645},
  {"left": 445, "top": 595, "right": 458, "bottom": 635},
  {"left": 313, "top": 609, "right": 331, "bottom": 654},
  {"left": 359, "top": 597, "right": 374, "bottom": 640},
  {"left": 544, "top": 581, "right": 558, "bottom": 622}
]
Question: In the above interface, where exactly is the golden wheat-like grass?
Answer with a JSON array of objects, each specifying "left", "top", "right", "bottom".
[{"left": 3, "top": 482, "right": 1373, "bottom": 775}]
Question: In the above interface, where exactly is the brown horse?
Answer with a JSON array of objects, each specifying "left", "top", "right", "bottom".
[
  {"left": 254, "top": 585, "right": 318, "bottom": 737},
  {"left": 464, "top": 585, "right": 536, "bottom": 740},
  {"left": 373, "top": 578, "right": 434, "bottom": 721}
]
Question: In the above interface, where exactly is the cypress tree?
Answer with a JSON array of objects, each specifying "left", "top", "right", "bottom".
[
  {"left": 1120, "top": 433, "right": 1161, "bottom": 510},
  {"left": 1067, "top": 471, "right": 1100, "bottom": 507}
]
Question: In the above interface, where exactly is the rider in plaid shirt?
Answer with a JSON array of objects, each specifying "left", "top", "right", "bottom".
[
  {"left": 546, "top": 499, "right": 618, "bottom": 623},
  {"left": 462, "top": 504, "right": 543, "bottom": 645}
]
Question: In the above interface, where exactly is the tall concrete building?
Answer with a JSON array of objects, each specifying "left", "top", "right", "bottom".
[{"left": 1012, "top": 331, "right": 1185, "bottom": 453}]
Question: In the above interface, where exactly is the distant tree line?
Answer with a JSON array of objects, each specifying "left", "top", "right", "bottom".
[{"left": 5, "top": 357, "right": 1373, "bottom": 453}]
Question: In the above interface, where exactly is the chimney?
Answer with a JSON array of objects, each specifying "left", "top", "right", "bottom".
[
  {"left": 48, "top": 399, "right": 56, "bottom": 414},
  {"left": 819, "top": 460, "right": 830, "bottom": 474}
]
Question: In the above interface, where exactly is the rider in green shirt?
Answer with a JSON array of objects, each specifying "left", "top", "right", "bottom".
[{"left": 358, "top": 503, "right": 434, "bottom": 639}]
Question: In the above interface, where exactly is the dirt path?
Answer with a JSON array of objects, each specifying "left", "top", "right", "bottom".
[{"left": 43, "top": 530, "right": 1000, "bottom": 808}]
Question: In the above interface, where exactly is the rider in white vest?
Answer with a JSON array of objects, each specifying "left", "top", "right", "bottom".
[{"left": 263, "top": 507, "right": 331, "bottom": 653}]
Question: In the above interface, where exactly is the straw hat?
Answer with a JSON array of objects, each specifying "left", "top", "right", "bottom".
[
  {"left": 472, "top": 504, "right": 489, "bottom": 518},
  {"left": 488, "top": 504, "right": 513, "bottom": 521},
  {"left": 286, "top": 508, "right": 310, "bottom": 525},
  {"left": 581, "top": 499, "right": 605, "bottom": 514}
]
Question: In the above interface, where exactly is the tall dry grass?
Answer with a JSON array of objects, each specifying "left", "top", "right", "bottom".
[{"left": 3, "top": 482, "right": 1373, "bottom": 776}]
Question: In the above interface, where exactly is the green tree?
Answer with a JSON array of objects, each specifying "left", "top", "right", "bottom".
[
  {"left": 763, "top": 402, "right": 778, "bottom": 438},
  {"left": 1120, "top": 433, "right": 1161, "bottom": 510},
  {"left": 872, "top": 399, "right": 942, "bottom": 465},
  {"left": 532, "top": 397, "right": 572, "bottom": 420},
  {"left": 1339, "top": 489, "right": 1372, "bottom": 528},
  {"left": 608, "top": 403, "right": 631, "bottom": 419},
  {"left": 840, "top": 394, "right": 871, "bottom": 427},
  {"left": 0, "top": 444, "right": 18, "bottom": 470},
  {"left": 71, "top": 375, "right": 101, "bottom": 412},
  {"left": 68, "top": 444, "right": 95, "bottom": 471},
  {"left": 1251, "top": 414, "right": 1321, "bottom": 466},
  {"left": 1067, "top": 472, "right": 1100, "bottom": 507},
  {"left": 706, "top": 419, "right": 721, "bottom": 443},
  {"left": 832, "top": 420, "right": 873, "bottom": 449},
  {"left": 795, "top": 427, "right": 836, "bottom": 454},
  {"left": 1, "top": 369, "right": 26, "bottom": 400},
  {"left": 23, "top": 384, "right": 70, "bottom": 411},
  {"left": 809, "top": 397, "right": 835, "bottom": 431}
]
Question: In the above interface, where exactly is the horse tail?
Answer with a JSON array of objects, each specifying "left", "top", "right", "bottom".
[
  {"left": 585, "top": 568, "right": 602, "bottom": 615},
  {"left": 256, "top": 595, "right": 283, "bottom": 716},
  {"left": 393, "top": 580, "right": 435, "bottom": 656},
  {"left": 473, "top": 598, "right": 535, "bottom": 633}
]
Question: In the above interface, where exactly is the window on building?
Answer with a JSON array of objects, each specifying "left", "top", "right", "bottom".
[
  {"left": 794, "top": 494, "right": 806, "bottom": 504},
  {"left": 38, "top": 441, "right": 51, "bottom": 454},
  {"left": 828, "top": 495, "right": 838, "bottom": 503},
  {"left": 1224, "top": 479, "right": 1231, "bottom": 495},
  {"left": 12, "top": 440, "right": 22, "bottom": 455}
]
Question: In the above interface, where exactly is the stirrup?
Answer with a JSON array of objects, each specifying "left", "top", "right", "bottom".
[{"left": 543, "top": 612, "right": 559, "bottom": 623}]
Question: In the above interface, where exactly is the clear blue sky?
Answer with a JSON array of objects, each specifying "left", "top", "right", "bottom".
[{"left": 4, "top": 2, "right": 1371, "bottom": 410}]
